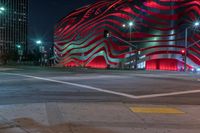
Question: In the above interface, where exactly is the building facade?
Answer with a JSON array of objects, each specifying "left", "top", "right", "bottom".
[
  {"left": 0, "top": 0, "right": 28, "bottom": 58},
  {"left": 54, "top": 0, "right": 200, "bottom": 71}
]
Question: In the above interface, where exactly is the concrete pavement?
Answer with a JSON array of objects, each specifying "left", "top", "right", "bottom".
[{"left": 0, "top": 103, "right": 200, "bottom": 133}]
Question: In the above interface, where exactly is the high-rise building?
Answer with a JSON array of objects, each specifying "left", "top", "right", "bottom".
[{"left": 0, "top": 0, "right": 28, "bottom": 57}]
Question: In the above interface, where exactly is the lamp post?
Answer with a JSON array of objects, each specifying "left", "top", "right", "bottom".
[
  {"left": 184, "top": 27, "right": 188, "bottom": 72},
  {"left": 35, "top": 40, "right": 56, "bottom": 66},
  {"left": 36, "top": 40, "right": 44, "bottom": 54},
  {"left": 128, "top": 21, "right": 133, "bottom": 41},
  {"left": 35, "top": 40, "right": 44, "bottom": 65},
  {"left": 123, "top": 22, "right": 134, "bottom": 40},
  {"left": 122, "top": 21, "right": 136, "bottom": 69},
  {"left": 16, "top": 44, "right": 23, "bottom": 62},
  {"left": 184, "top": 21, "right": 200, "bottom": 72}
]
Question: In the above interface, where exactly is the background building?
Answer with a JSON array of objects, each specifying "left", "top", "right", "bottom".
[
  {"left": 0, "top": 0, "right": 28, "bottom": 61},
  {"left": 54, "top": 0, "right": 200, "bottom": 71}
]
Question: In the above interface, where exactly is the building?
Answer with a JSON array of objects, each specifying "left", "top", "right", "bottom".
[
  {"left": 0, "top": 0, "right": 28, "bottom": 60},
  {"left": 54, "top": 0, "right": 200, "bottom": 71}
]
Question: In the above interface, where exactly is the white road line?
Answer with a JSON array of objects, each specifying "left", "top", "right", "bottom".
[
  {"left": 2, "top": 73, "right": 138, "bottom": 99},
  {"left": 2, "top": 72, "right": 200, "bottom": 99},
  {"left": 136, "top": 90, "right": 200, "bottom": 99},
  {"left": 0, "top": 68, "right": 22, "bottom": 71},
  {"left": 51, "top": 75, "right": 126, "bottom": 81}
]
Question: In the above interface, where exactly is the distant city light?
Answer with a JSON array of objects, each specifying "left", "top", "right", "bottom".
[
  {"left": 36, "top": 40, "right": 42, "bottom": 44},
  {"left": 0, "top": 7, "right": 5, "bottom": 11},
  {"left": 16, "top": 45, "right": 21, "bottom": 49},
  {"left": 0, "top": 6, "right": 5, "bottom": 14},
  {"left": 129, "top": 21, "right": 134, "bottom": 27},
  {"left": 194, "top": 21, "right": 200, "bottom": 27}
]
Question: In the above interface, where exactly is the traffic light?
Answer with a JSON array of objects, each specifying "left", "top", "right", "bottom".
[
  {"left": 180, "top": 49, "right": 186, "bottom": 61},
  {"left": 181, "top": 49, "right": 186, "bottom": 55},
  {"left": 104, "top": 30, "right": 110, "bottom": 38}
]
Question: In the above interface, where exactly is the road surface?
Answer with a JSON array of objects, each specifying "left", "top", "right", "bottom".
[{"left": 0, "top": 66, "right": 200, "bottom": 133}]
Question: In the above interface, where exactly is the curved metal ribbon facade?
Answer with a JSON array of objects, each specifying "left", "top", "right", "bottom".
[{"left": 54, "top": 0, "right": 200, "bottom": 71}]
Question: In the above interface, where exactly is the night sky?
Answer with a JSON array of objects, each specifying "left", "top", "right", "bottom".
[{"left": 29, "top": 0, "right": 95, "bottom": 47}]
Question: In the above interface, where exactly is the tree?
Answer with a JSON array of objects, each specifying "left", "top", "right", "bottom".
[{"left": 0, "top": 51, "right": 18, "bottom": 65}]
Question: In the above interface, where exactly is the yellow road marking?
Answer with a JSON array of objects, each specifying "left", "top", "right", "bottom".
[{"left": 130, "top": 107, "right": 185, "bottom": 114}]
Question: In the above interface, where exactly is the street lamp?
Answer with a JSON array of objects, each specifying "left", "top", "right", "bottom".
[
  {"left": 36, "top": 40, "right": 42, "bottom": 45},
  {"left": 122, "top": 21, "right": 136, "bottom": 69},
  {"left": 184, "top": 21, "right": 200, "bottom": 72},
  {"left": 16, "top": 45, "right": 21, "bottom": 49},
  {"left": 0, "top": 7, "right": 5, "bottom": 11},
  {"left": 16, "top": 44, "right": 23, "bottom": 62},
  {"left": 122, "top": 21, "right": 134, "bottom": 41},
  {"left": 35, "top": 40, "right": 44, "bottom": 65},
  {"left": 34, "top": 40, "right": 54, "bottom": 66},
  {"left": 194, "top": 21, "right": 200, "bottom": 27},
  {"left": 129, "top": 22, "right": 133, "bottom": 27},
  {"left": 0, "top": 6, "right": 5, "bottom": 14},
  {"left": 129, "top": 21, "right": 134, "bottom": 42}
]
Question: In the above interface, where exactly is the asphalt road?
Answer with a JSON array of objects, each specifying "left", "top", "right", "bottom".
[{"left": 0, "top": 66, "right": 200, "bottom": 105}]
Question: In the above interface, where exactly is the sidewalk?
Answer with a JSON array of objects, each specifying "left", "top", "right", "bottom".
[{"left": 0, "top": 102, "right": 200, "bottom": 133}]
